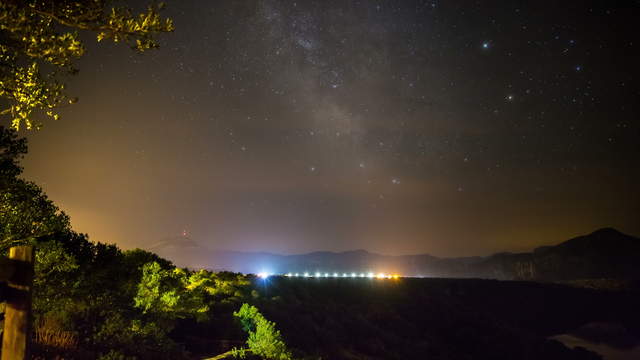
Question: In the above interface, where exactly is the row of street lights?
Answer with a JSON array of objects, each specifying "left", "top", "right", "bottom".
[{"left": 257, "top": 272, "right": 400, "bottom": 279}]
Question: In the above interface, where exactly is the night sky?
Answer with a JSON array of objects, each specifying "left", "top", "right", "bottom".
[{"left": 21, "top": 1, "right": 640, "bottom": 257}]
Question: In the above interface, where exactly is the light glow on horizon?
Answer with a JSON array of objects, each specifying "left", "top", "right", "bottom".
[{"left": 275, "top": 271, "right": 402, "bottom": 279}]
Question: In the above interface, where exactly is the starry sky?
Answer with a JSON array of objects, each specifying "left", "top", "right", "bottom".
[{"left": 21, "top": 0, "right": 640, "bottom": 257}]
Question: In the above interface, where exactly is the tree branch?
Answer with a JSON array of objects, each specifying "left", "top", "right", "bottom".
[
  {"left": 204, "top": 348, "right": 252, "bottom": 360},
  {"left": 29, "top": 7, "right": 140, "bottom": 37}
]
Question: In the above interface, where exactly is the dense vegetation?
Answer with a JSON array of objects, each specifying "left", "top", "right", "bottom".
[{"left": 1, "top": 126, "right": 294, "bottom": 359}]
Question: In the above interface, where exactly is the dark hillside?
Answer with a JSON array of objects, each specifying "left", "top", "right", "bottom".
[
  {"left": 246, "top": 277, "right": 639, "bottom": 360},
  {"left": 477, "top": 228, "right": 640, "bottom": 281}
]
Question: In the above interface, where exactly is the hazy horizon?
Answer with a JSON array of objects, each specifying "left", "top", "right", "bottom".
[{"left": 146, "top": 226, "right": 634, "bottom": 260}]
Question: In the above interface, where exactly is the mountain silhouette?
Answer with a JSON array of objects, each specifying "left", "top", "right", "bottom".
[
  {"left": 148, "top": 228, "right": 640, "bottom": 281},
  {"left": 476, "top": 227, "right": 640, "bottom": 281}
]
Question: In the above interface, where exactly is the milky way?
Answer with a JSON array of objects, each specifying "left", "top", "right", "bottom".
[{"left": 21, "top": 0, "right": 640, "bottom": 257}]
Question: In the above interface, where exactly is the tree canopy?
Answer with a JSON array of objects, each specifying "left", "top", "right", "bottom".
[
  {"left": 0, "top": 126, "right": 69, "bottom": 249},
  {"left": 0, "top": 0, "right": 174, "bottom": 130},
  {"left": 232, "top": 303, "right": 293, "bottom": 360}
]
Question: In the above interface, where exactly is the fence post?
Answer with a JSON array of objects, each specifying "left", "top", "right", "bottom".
[{"left": 1, "top": 246, "right": 34, "bottom": 360}]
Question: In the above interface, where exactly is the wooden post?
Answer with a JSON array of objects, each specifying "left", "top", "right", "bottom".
[
  {"left": 1, "top": 246, "right": 34, "bottom": 360},
  {"left": 0, "top": 258, "right": 16, "bottom": 283}
]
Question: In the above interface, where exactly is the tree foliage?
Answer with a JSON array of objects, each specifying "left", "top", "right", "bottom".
[
  {"left": 32, "top": 231, "right": 187, "bottom": 359},
  {"left": 230, "top": 303, "right": 293, "bottom": 360},
  {"left": 0, "top": 179, "right": 70, "bottom": 248},
  {"left": 135, "top": 261, "right": 252, "bottom": 322},
  {"left": 32, "top": 232, "right": 255, "bottom": 358},
  {"left": 135, "top": 262, "right": 210, "bottom": 321},
  {"left": 0, "top": 126, "right": 69, "bottom": 249},
  {"left": 0, "top": 0, "right": 174, "bottom": 130},
  {"left": 0, "top": 124, "right": 26, "bottom": 179}
]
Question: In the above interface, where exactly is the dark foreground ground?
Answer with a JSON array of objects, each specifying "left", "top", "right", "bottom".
[{"left": 186, "top": 277, "right": 640, "bottom": 360}]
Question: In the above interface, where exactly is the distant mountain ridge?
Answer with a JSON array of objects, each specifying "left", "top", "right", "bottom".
[
  {"left": 480, "top": 227, "right": 640, "bottom": 281},
  {"left": 148, "top": 228, "right": 640, "bottom": 281}
]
